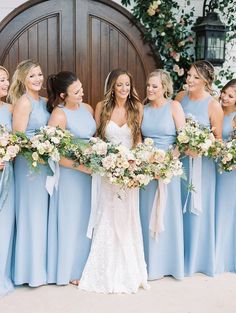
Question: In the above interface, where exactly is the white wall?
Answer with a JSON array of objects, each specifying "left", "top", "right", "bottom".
[
  {"left": 0, "top": 0, "right": 26, "bottom": 22},
  {"left": 0, "top": 0, "right": 235, "bottom": 75}
]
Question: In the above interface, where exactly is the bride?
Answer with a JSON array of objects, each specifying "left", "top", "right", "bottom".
[{"left": 79, "top": 69, "right": 149, "bottom": 293}]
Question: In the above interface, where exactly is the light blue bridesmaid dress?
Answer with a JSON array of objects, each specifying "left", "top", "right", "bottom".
[
  {"left": 180, "top": 94, "right": 216, "bottom": 276},
  {"left": 0, "top": 103, "right": 14, "bottom": 297},
  {"left": 140, "top": 101, "right": 184, "bottom": 280},
  {"left": 215, "top": 111, "right": 236, "bottom": 273},
  {"left": 47, "top": 103, "right": 96, "bottom": 285},
  {"left": 14, "top": 95, "right": 50, "bottom": 286}
]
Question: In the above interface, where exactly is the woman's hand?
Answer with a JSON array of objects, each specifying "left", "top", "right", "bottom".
[
  {"left": 185, "top": 149, "right": 200, "bottom": 158},
  {"left": 78, "top": 164, "right": 92, "bottom": 175},
  {"left": 0, "top": 163, "right": 4, "bottom": 171}
]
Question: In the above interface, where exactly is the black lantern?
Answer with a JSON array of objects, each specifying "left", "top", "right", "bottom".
[{"left": 192, "top": 0, "right": 228, "bottom": 66}]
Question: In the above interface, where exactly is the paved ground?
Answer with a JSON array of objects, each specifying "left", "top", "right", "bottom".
[{"left": 1, "top": 273, "right": 236, "bottom": 313}]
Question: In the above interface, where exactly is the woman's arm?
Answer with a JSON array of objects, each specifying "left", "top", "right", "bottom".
[
  {"left": 209, "top": 99, "right": 224, "bottom": 139},
  {"left": 137, "top": 102, "right": 144, "bottom": 143},
  {"left": 94, "top": 101, "right": 103, "bottom": 128},
  {"left": 48, "top": 108, "right": 91, "bottom": 174},
  {"left": 12, "top": 95, "right": 32, "bottom": 132},
  {"left": 171, "top": 100, "right": 186, "bottom": 131}
]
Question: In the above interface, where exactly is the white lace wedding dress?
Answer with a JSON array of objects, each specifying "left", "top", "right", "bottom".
[{"left": 79, "top": 121, "right": 149, "bottom": 293}]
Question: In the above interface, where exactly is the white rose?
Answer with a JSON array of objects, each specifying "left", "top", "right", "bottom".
[
  {"left": 32, "top": 152, "right": 39, "bottom": 161},
  {"left": 51, "top": 137, "right": 60, "bottom": 144}
]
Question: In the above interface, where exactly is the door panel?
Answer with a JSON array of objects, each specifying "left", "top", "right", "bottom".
[{"left": 0, "top": 0, "right": 160, "bottom": 107}]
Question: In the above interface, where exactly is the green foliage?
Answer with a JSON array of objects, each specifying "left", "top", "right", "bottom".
[
  {"left": 121, "top": 0, "right": 236, "bottom": 91},
  {"left": 121, "top": 0, "right": 195, "bottom": 91}
]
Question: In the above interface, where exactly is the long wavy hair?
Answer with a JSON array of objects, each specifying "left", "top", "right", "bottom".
[
  {"left": 191, "top": 60, "right": 215, "bottom": 95},
  {"left": 7, "top": 59, "right": 41, "bottom": 105},
  {"left": 0, "top": 66, "right": 9, "bottom": 78},
  {"left": 97, "top": 69, "right": 141, "bottom": 147}
]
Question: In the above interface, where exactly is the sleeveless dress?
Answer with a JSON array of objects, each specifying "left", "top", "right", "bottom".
[
  {"left": 0, "top": 103, "right": 15, "bottom": 298},
  {"left": 13, "top": 95, "right": 50, "bottom": 286},
  {"left": 180, "top": 94, "right": 216, "bottom": 276},
  {"left": 140, "top": 101, "right": 184, "bottom": 280},
  {"left": 47, "top": 103, "right": 96, "bottom": 285},
  {"left": 215, "top": 111, "right": 236, "bottom": 273},
  {"left": 79, "top": 121, "right": 149, "bottom": 293}
]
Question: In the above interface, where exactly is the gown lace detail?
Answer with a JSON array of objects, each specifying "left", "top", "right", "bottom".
[{"left": 79, "top": 121, "right": 149, "bottom": 293}]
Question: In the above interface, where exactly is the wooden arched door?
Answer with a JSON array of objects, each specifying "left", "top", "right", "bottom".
[{"left": 0, "top": 0, "right": 160, "bottom": 107}]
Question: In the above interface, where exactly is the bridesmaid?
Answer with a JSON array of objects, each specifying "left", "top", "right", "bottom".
[
  {"left": 0, "top": 66, "right": 15, "bottom": 297},
  {"left": 8, "top": 59, "right": 50, "bottom": 286},
  {"left": 175, "top": 60, "right": 223, "bottom": 276},
  {"left": 140, "top": 69, "right": 185, "bottom": 280},
  {"left": 46, "top": 71, "right": 96, "bottom": 285},
  {"left": 215, "top": 79, "right": 236, "bottom": 273}
]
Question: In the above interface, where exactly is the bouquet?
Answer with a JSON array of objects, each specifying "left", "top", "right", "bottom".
[
  {"left": 101, "top": 143, "right": 152, "bottom": 188},
  {"left": 134, "top": 138, "right": 184, "bottom": 184},
  {"left": 176, "top": 115, "right": 216, "bottom": 157},
  {"left": 20, "top": 126, "right": 74, "bottom": 170},
  {"left": 217, "top": 130, "right": 236, "bottom": 173},
  {"left": 67, "top": 137, "right": 152, "bottom": 188},
  {"left": 64, "top": 137, "right": 117, "bottom": 173},
  {"left": 0, "top": 125, "right": 24, "bottom": 163}
]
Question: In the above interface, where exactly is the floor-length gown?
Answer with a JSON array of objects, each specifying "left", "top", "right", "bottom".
[
  {"left": 14, "top": 95, "right": 50, "bottom": 286},
  {"left": 140, "top": 101, "right": 184, "bottom": 280},
  {"left": 0, "top": 103, "right": 15, "bottom": 297},
  {"left": 47, "top": 104, "right": 96, "bottom": 284},
  {"left": 180, "top": 94, "right": 216, "bottom": 276},
  {"left": 215, "top": 112, "right": 236, "bottom": 273},
  {"left": 79, "top": 121, "right": 149, "bottom": 293}
]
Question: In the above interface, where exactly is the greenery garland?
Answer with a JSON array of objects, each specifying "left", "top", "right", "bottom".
[{"left": 121, "top": 0, "right": 236, "bottom": 91}]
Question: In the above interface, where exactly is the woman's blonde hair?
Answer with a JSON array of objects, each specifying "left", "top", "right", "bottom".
[
  {"left": 191, "top": 60, "right": 215, "bottom": 94},
  {"left": 7, "top": 59, "right": 41, "bottom": 104},
  {"left": 97, "top": 69, "right": 141, "bottom": 147},
  {"left": 145, "top": 69, "right": 173, "bottom": 104},
  {"left": 0, "top": 66, "right": 9, "bottom": 78}
]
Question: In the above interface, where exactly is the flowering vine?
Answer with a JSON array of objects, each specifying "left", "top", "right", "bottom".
[
  {"left": 121, "top": 0, "right": 236, "bottom": 91},
  {"left": 121, "top": 0, "right": 195, "bottom": 91}
]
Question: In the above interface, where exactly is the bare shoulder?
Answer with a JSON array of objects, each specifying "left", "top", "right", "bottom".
[
  {"left": 83, "top": 102, "right": 94, "bottom": 115},
  {"left": 95, "top": 101, "right": 104, "bottom": 116},
  {"left": 14, "top": 94, "right": 32, "bottom": 110},
  {"left": 175, "top": 90, "right": 186, "bottom": 102},
  {"left": 171, "top": 99, "right": 182, "bottom": 110},
  {"left": 209, "top": 97, "right": 222, "bottom": 111},
  {"left": 48, "top": 107, "right": 66, "bottom": 128},
  {"left": 95, "top": 101, "right": 104, "bottom": 111},
  {"left": 208, "top": 97, "right": 224, "bottom": 122},
  {"left": 51, "top": 107, "right": 66, "bottom": 121}
]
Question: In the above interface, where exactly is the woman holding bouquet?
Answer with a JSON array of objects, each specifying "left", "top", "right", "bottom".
[
  {"left": 215, "top": 79, "right": 236, "bottom": 273},
  {"left": 79, "top": 69, "right": 149, "bottom": 293},
  {"left": 175, "top": 60, "right": 223, "bottom": 276},
  {"left": 46, "top": 71, "right": 96, "bottom": 285},
  {"left": 140, "top": 69, "right": 185, "bottom": 280},
  {"left": 9, "top": 59, "right": 50, "bottom": 286},
  {"left": 0, "top": 66, "right": 15, "bottom": 297}
]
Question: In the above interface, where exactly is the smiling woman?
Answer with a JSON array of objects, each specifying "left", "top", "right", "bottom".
[
  {"left": 175, "top": 60, "right": 224, "bottom": 277},
  {"left": 8, "top": 59, "right": 50, "bottom": 287},
  {"left": 46, "top": 71, "right": 96, "bottom": 285}
]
